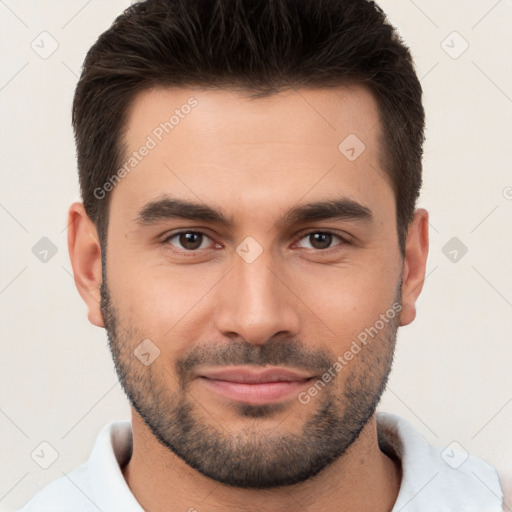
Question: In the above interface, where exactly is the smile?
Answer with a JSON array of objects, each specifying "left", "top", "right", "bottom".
[{"left": 197, "top": 366, "right": 315, "bottom": 404}]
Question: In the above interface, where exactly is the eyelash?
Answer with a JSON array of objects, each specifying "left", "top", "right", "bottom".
[{"left": 161, "top": 229, "right": 350, "bottom": 255}]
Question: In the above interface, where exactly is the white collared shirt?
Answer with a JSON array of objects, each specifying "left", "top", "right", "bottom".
[{"left": 18, "top": 412, "right": 504, "bottom": 511}]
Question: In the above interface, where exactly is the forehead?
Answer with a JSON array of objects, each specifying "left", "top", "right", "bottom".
[
  {"left": 111, "top": 85, "right": 393, "bottom": 226},
  {"left": 124, "top": 84, "right": 382, "bottom": 151}
]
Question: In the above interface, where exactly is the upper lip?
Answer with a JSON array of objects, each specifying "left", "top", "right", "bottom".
[{"left": 198, "top": 366, "right": 314, "bottom": 383}]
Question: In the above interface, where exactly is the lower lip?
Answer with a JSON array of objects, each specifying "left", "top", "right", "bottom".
[{"left": 199, "top": 377, "right": 312, "bottom": 404}]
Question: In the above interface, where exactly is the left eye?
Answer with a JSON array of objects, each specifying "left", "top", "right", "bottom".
[{"left": 295, "top": 231, "right": 346, "bottom": 250}]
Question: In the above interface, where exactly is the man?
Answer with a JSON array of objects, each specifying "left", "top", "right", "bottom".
[{"left": 19, "top": 0, "right": 504, "bottom": 510}]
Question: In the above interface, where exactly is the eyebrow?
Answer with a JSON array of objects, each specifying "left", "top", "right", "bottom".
[{"left": 135, "top": 195, "right": 373, "bottom": 229}]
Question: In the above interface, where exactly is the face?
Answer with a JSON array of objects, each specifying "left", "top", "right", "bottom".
[{"left": 99, "top": 85, "right": 405, "bottom": 488}]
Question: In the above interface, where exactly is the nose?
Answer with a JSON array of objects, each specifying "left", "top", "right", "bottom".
[{"left": 214, "top": 246, "right": 301, "bottom": 346}]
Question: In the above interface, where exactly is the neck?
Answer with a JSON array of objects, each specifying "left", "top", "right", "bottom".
[{"left": 121, "top": 410, "right": 402, "bottom": 512}]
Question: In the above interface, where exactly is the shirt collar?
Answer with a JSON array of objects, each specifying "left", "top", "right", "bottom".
[
  {"left": 376, "top": 411, "right": 503, "bottom": 511},
  {"left": 86, "top": 413, "right": 503, "bottom": 511}
]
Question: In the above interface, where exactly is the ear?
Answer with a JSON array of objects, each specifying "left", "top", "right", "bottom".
[
  {"left": 399, "top": 208, "right": 429, "bottom": 326},
  {"left": 67, "top": 202, "right": 104, "bottom": 328}
]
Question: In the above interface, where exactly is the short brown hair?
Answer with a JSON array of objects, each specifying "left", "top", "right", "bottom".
[{"left": 72, "top": 0, "right": 425, "bottom": 257}]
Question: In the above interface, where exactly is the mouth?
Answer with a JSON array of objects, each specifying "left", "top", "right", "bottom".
[{"left": 197, "top": 366, "right": 316, "bottom": 405}]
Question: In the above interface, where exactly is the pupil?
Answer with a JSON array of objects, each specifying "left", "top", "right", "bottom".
[
  {"left": 181, "top": 232, "right": 201, "bottom": 250},
  {"left": 312, "top": 233, "right": 331, "bottom": 249}
]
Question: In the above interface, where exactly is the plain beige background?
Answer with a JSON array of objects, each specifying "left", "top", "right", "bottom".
[{"left": 1, "top": 1, "right": 511, "bottom": 510}]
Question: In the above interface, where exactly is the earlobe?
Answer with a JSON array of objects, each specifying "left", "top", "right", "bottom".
[
  {"left": 67, "top": 202, "right": 105, "bottom": 328},
  {"left": 399, "top": 208, "right": 429, "bottom": 327}
]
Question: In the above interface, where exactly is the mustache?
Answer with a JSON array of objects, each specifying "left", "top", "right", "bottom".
[{"left": 176, "top": 338, "right": 335, "bottom": 383}]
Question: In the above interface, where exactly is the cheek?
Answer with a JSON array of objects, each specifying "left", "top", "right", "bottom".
[
  {"left": 107, "top": 257, "right": 219, "bottom": 344},
  {"left": 293, "top": 260, "right": 398, "bottom": 349}
]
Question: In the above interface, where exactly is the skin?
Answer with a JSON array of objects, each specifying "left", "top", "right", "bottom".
[{"left": 68, "top": 85, "right": 429, "bottom": 512}]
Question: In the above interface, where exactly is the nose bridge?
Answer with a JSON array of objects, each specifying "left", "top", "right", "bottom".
[{"left": 214, "top": 243, "right": 300, "bottom": 344}]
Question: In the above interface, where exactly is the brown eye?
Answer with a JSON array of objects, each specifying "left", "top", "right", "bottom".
[
  {"left": 310, "top": 232, "right": 332, "bottom": 249},
  {"left": 296, "top": 231, "right": 346, "bottom": 250},
  {"left": 166, "top": 231, "right": 211, "bottom": 251}
]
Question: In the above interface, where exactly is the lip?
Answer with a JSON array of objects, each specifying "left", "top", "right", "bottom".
[
  {"left": 199, "top": 366, "right": 314, "bottom": 383},
  {"left": 197, "top": 366, "right": 315, "bottom": 405}
]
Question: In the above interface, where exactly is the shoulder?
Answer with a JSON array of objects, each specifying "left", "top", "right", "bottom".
[
  {"left": 377, "top": 411, "right": 504, "bottom": 512},
  {"left": 17, "top": 464, "right": 97, "bottom": 512},
  {"left": 18, "top": 420, "right": 138, "bottom": 512}
]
